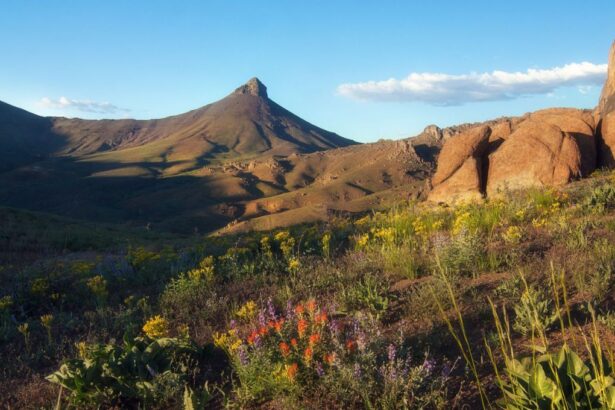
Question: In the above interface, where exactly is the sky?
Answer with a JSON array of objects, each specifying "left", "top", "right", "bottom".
[{"left": 1, "top": 1, "right": 614, "bottom": 143}]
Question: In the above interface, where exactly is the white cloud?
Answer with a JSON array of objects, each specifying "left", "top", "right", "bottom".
[
  {"left": 39, "top": 96, "right": 130, "bottom": 114},
  {"left": 337, "top": 62, "right": 607, "bottom": 106}
]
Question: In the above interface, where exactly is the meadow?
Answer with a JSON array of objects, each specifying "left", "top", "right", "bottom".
[{"left": 3, "top": 169, "right": 615, "bottom": 409}]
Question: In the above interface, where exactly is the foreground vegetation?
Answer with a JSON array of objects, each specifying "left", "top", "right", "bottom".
[{"left": 4, "top": 170, "right": 615, "bottom": 408}]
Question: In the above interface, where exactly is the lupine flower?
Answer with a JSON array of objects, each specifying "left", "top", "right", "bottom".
[
  {"left": 286, "top": 363, "right": 299, "bottom": 380},
  {"left": 285, "top": 300, "right": 294, "bottom": 320},
  {"left": 328, "top": 319, "right": 341, "bottom": 337},
  {"left": 297, "top": 319, "right": 308, "bottom": 338},
  {"left": 237, "top": 345, "right": 249, "bottom": 365},
  {"left": 258, "top": 309, "right": 267, "bottom": 328},
  {"left": 229, "top": 319, "right": 237, "bottom": 329},
  {"left": 315, "top": 361, "right": 325, "bottom": 377},
  {"left": 387, "top": 344, "right": 397, "bottom": 363},
  {"left": 353, "top": 363, "right": 362, "bottom": 379},
  {"left": 279, "top": 341, "right": 290, "bottom": 357},
  {"left": 422, "top": 357, "right": 436, "bottom": 375}
]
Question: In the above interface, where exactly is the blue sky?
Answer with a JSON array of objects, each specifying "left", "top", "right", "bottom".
[{"left": 1, "top": 1, "right": 614, "bottom": 142}]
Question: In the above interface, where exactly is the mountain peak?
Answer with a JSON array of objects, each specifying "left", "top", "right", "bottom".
[{"left": 234, "top": 77, "right": 268, "bottom": 98}]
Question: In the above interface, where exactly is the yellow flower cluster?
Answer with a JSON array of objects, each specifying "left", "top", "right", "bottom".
[
  {"left": 213, "top": 328, "right": 242, "bottom": 353},
  {"left": 288, "top": 257, "right": 301, "bottom": 272},
  {"left": 371, "top": 227, "right": 395, "bottom": 244},
  {"left": 502, "top": 225, "right": 523, "bottom": 244},
  {"left": 236, "top": 300, "right": 257, "bottom": 320},
  {"left": 142, "top": 315, "right": 170, "bottom": 339},
  {"left": 356, "top": 234, "right": 370, "bottom": 249},
  {"left": 187, "top": 256, "right": 215, "bottom": 282},
  {"left": 275, "top": 231, "right": 296, "bottom": 258},
  {"left": 86, "top": 275, "right": 107, "bottom": 298},
  {"left": 452, "top": 211, "right": 472, "bottom": 235},
  {"left": 354, "top": 215, "right": 371, "bottom": 226},
  {"left": 0, "top": 295, "right": 12, "bottom": 312}
]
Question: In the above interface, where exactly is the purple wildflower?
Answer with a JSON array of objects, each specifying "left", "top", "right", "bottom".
[
  {"left": 237, "top": 346, "right": 249, "bottom": 365},
  {"left": 422, "top": 357, "right": 436, "bottom": 375},
  {"left": 315, "top": 362, "right": 325, "bottom": 377},
  {"left": 387, "top": 344, "right": 397, "bottom": 363},
  {"left": 229, "top": 319, "right": 237, "bottom": 329},
  {"left": 285, "top": 300, "right": 294, "bottom": 320},
  {"left": 258, "top": 309, "right": 267, "bottom": 328},
  {"left": 353, "top": 363, "right": 362, "bottom": 379}
]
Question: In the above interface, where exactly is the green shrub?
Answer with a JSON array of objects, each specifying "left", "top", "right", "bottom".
[
  {"left": 584, "top": 184, "right": 615, "bottom": 214},
  {"left": 47, "top": 335, "right": 201, "bottom": 407},
  {"left": 513, "top": 286, "right": 558, "bottom": 336}
]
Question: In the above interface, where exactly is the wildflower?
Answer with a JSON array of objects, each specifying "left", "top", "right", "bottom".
[
  {"left": 286, "top": 363, "right": 299, "bottom": 381},
  {"left": 247, "top": 331, "right": 259, "bottom": 345},
  {"left": 315, "top": 311, "right": 328, "bottom": 325},
  {"left": 0, "top": 295, "right": 12, "bottom": 312},
  {"left": 353, "top": 363, "right": 362, "bottom": 379},
  {"left": 177, "top": 323, "right": 190, "bottom": 339},
  {"left": 187, "top": 256, "right": 215, "bottom": 282},
  {"left": 387, "top": 344, "right": 397, "bottom": 363},
  {"left": 288, "top": 257, "right": 301, "bottom": 272},
  {"left": 273, "top": 319, "right": 285, "bottom": 333},
  {"left": 236, "top": 300, "right": 257, "bottom": 320},
  {"left": 346, "top": 339, "right": 356, "bottom": 352},
  {"left": 502, "top": 225, "right": 523, "bottom": 244},
  {"left": 142, "top": 315, "right": 169, "bottom": 338},
  {"left": 290, "top": 338, "right": 298, "bottom": 348},
  {"left": 279, "top": 342, "right": 290, "bottom": 357},
  {"left": 308, "top": 333, "right": 321, "bottom": 346},
  {"left": 315, "top": 361, "right": 325, "bottom": 377},
  {"left": 297, "top": 319, "right": 308, "bottom": 338},
  {"left": 237, "top": 345, "right": 249, "bottom": 365},
  {"left": 214, "top": 329, "right": 242, "bottom": 352},
  {"left": 40, "top": 314, "right": 54, "bottom": 330},
  {"left": 258, "top": 326, "right": 268, "bottom": 336},
  {"left": 76, "top": 341, "right": 88, "bottom": 359},
  {"left": 356, "top": 233, "right": 370, "bottom": 248},
  {"left": 295, "top": 304, "right": 305, "bottom": 315},
  {"left": 306, "top": 299, "right": 317, "bottom": 313},
  {"left": 267, "top": 298, "right": 277, "bottom": 320},
  {"left": 303, "top": 347, "right": 313, "bottom": 363},
  {"left": 324, "top": 353, "right": 336, "bottom": 365},
  {"left": 422, "top": 357, "right": 436, "bottom": 375}
]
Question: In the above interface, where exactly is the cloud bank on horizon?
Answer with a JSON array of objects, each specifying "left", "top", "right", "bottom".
[
  {"left": 337, "top": 62, "right": 607, "bottom": 106},
  {"left": 39, "top": 96, "right": 129, "bottom": 114}
]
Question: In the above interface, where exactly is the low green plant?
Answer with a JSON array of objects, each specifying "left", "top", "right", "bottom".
[
  {"left": 47, "top": 335, "right": 201, "bottom": 407},
  {"left": 338, "top": 274, "right": 389, "bottom": 319},
  {"left": 513, "top": 285, "right": 558, "bottom": 336},
  {"left": 584, "top": 184, "right": 615, "bottom": 214}
]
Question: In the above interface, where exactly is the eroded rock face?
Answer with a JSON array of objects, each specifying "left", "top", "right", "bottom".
[
  {"left": 427, "top": 125, "right": 491, "bottom": 203},
  {"left": 486, "top": 119, "right": 584, "bottom": 195},
  {"left": 599, "top": 42, "right": 615, "bottom": 167}
]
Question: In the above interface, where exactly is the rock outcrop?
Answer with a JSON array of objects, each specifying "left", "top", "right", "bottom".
[
  {"left": 427, "top": 125, "right": 491, "bottom": 203},
  {"left": 598, "top": 42, "right": 615, "bottom": 167},
  {"left": 486, "top": 116, "right": 588, "bottom": 195}
]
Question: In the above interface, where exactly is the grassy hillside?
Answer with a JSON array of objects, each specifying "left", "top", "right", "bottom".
[{"left": 3, "top": 168, "right": 615, "bottom": 408}]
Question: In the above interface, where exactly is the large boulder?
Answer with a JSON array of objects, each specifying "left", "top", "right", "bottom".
[
  {"left": 486, "top": 119, "right": 585, "bottom": 195},
  {"left": 529, "top": 108, "right": 596, "bottom": 176},
  {"left": 598, "top": 41, "right": 615, "bottom": 167},
  {"left": 428, "top": 125, "right": 491, "bottom": 203}
]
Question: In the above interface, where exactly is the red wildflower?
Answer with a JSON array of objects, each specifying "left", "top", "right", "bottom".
[
  {"left": 315, "top": 312, "right": 328, "bottom": 325},
  {"left": 290, "top": 338, "right": 298, "bottom": 348},
  {"left": 295, "top": 304, "right": 305, "bottom": 315},
  {"left": 286, "top": 363, "right": 299, "bottom": 380},
  {"left": 279, "top": 342, "right": 290, "bottom": 357},
  {"left": 247, "top": 331, "right": 258, "bottom": 345},
  {"left": 273, "top": 319, "right": 284, "bottom": 332},
  {"left": 304, "top": 347, "right": 313, "bottom": 363},
  {"left": 306, "top": 299, "right": 317, "bottom": 313},
  {"left": 346, "top": 339, "right": 356, "bottom": 352},
  {"left": 308, "top": 333, "right": 321, "bottom": 346},
  {"left": 324, "top": 353, "right": 336, "bottom": 365},
  {"left": 297, "top": 319, "right": 308, "bottom": 338},
  {"left": 258, "top": 326, "right": 268, "bottom": 336}
]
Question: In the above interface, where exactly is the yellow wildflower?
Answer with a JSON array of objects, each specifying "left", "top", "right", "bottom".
[
  {"left": 502, "top": 226, "right": 523, "bottom": 244},
  {"left": 142, "top": 315, "right": 169, "bottom": 338},
  {"left": 236, "top": 300, "right": 257, "bottom": 320}
]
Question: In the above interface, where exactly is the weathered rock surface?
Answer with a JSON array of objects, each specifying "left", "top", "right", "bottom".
[
  {"left": 428, "top": 125, "right": 491, "bottom": 203},
  {"left": 486, "top": 119, "right": 584, "bottom": 195},
  {"left": 599, "top": 41, "right": 615, "bottom": 167}
]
